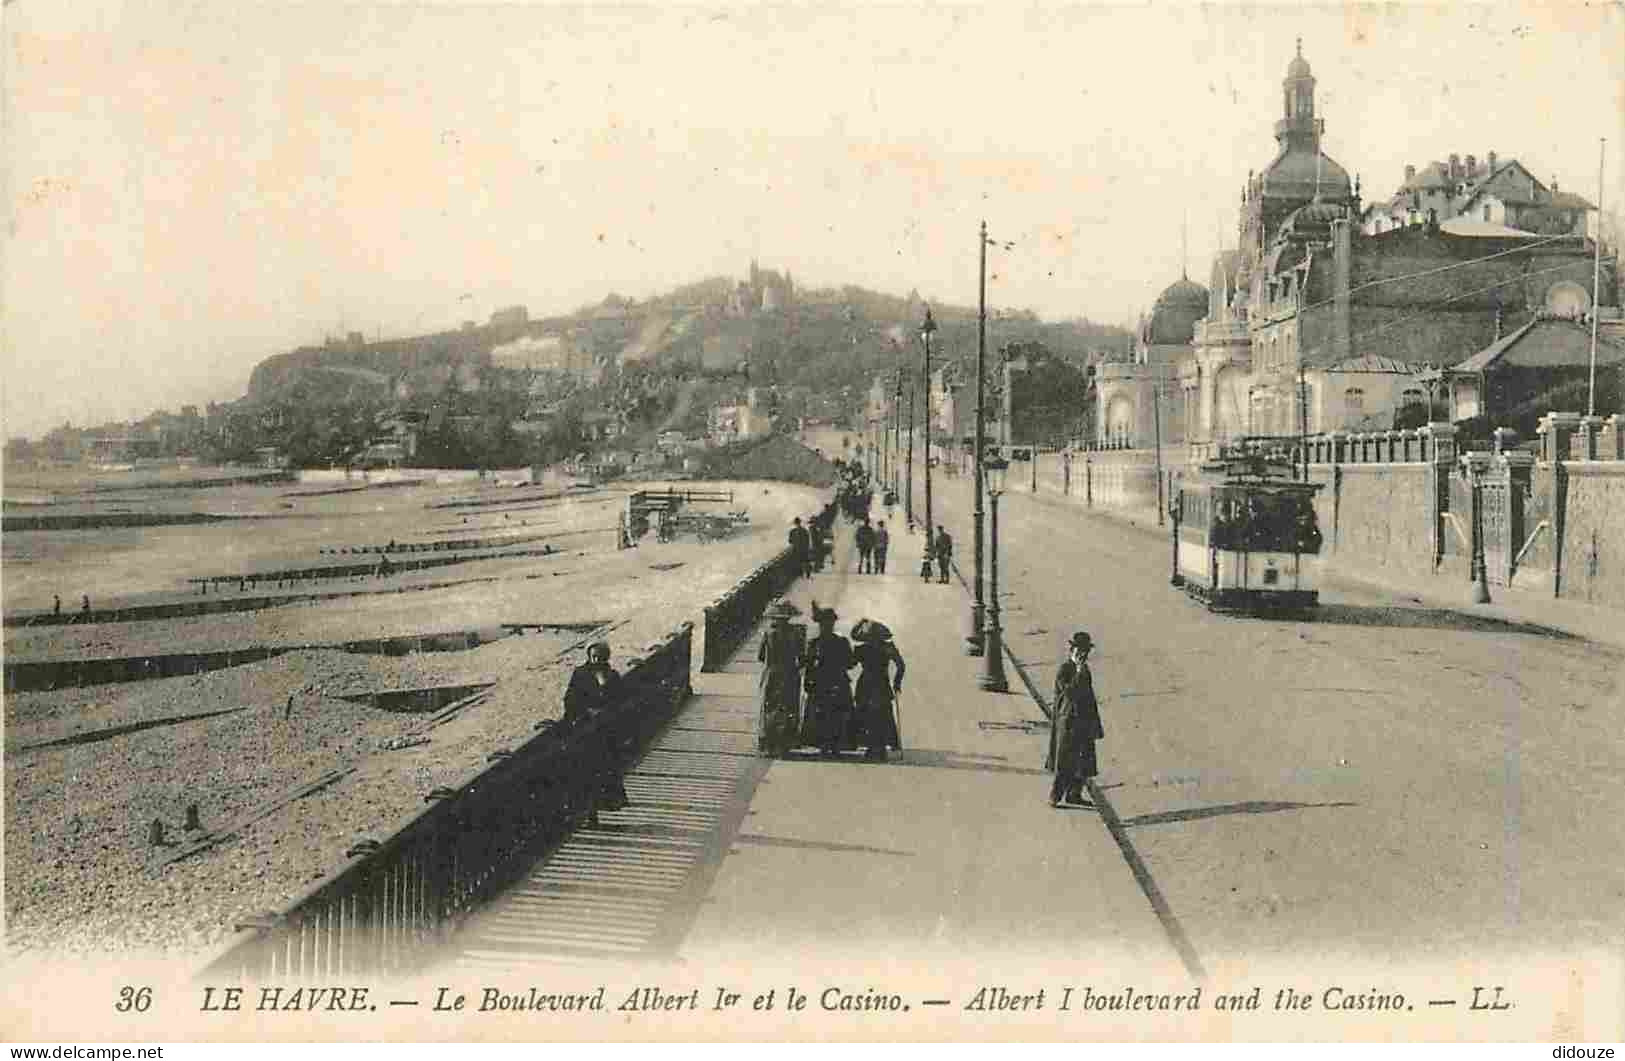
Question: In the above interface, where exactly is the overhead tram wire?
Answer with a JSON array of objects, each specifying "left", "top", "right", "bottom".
[
  {"left": 1337, "top": 259, "right": 1598, "bottom": 352},
  {"left": 1287, "top": 229, "right": 1586, "bottom": 321}
]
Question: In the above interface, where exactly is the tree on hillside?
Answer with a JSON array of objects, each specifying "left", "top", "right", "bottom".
[{"left": 1007, "top": 342, "right": 1089, "bottom": 445}]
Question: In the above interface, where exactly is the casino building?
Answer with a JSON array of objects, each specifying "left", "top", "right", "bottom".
[{"left": 1098, "top": 41, "right": 1615, "bottom": 453}]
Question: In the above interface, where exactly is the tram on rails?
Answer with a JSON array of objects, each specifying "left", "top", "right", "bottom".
[{"left": 1170, "top": 440, "right": 1324, "bottom": 613}]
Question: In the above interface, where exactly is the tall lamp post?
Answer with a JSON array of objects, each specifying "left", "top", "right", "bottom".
[
  {"left": 920, "top": 307, "right": 937, "bottom": 541},
  {"left": 905, "top": 379, "right": 916, "bottom": 528},
  {"left": 893, "top": 369, "right": 904, "bottom": 500},
  {"left": 979, "top": 453, "right": 1010, "bottom": 692},
  {"left": 968, "top": 222, "right": 989, "bottom": 656}
]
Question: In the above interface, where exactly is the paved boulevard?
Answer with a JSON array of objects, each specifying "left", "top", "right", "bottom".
[{"left": 821, "top": 434, "right": 1625, "bottom": 965}]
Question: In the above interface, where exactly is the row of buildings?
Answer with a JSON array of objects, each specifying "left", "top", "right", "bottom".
[{"left": 1094, "top": 41, "right": 1622, "bottom": 456}]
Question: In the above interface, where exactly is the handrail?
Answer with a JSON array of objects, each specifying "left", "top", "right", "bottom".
[
  {"left": 700, "top": 500, "right": 834, "bottom": 672},
  {"left": 196, "top": 622, "right": 694, "bottom": 981}
]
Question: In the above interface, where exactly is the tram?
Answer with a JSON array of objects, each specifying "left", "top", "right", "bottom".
[{"left": 1170, "top": 440, "right": 1324, "bottom": 613}]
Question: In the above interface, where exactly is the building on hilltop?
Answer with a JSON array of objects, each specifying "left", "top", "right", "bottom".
[{"left": 726, "top": 259, "right": 796, "bottom": 317}]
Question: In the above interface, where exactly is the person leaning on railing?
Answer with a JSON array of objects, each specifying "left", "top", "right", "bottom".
[{"left": 562, "top": 641, "right": 632, "bottom": 823}]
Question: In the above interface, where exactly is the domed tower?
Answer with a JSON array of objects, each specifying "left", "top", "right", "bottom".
[
  {"left": 1142, "top": 276, "right": 1211, "bottom": 355},
  {"left": 1243, "top": 41, "right": 1353, "bottom": 259}
]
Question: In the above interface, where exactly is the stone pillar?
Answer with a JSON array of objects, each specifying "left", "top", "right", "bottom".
[
  {"left": 1500, "top": 450, "right": 1535, "bottom": 585},
  {"left": 1422, "top": 422, "right": 1458, "bottom": 568},
  {"left": 1421, "top": 422, "right": 1457, "bottom": 465},
  {"left": 1537, "top": 411, "right": 1583, "bottom": 463},
  {"left": 1604, "top": 415, "right": 1625, "bottom": 460},
  {"left": 1329, "top": 430, "right": 1348, "bottom": 464},
  {"left": 1579, "top": 415, "right": 1606, "bottom": 460}
]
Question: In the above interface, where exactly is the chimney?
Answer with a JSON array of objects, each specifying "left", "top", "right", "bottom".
[
  {"left": 1487, "top": 150, "right": 1498, "bottom": 171},
  {"left": 1466, "top": 154, "right": 1477, "bottom": 176},
  {"left": 1449, "top": 153, "right": 1461, "bottom": 180},
  {"left": 1405, "top": 163, "right": 1417, "bottom": 183}
]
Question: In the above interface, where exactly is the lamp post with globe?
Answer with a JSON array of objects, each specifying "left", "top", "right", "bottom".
[{"left": 979, "top": 453, "right": 1010, "bottom": 692}]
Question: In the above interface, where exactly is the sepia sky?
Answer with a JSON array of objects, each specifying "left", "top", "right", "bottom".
[{"left": 4, "top": 2, "right": 1623, "bottom": 438}]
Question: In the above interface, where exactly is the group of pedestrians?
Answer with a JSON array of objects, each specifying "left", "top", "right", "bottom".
[
  {"left": 757, "top": 600, "right": 905, "bottom": 763},
  {"left": 853, "top": 518, "right": 890, "bottom": 574}
]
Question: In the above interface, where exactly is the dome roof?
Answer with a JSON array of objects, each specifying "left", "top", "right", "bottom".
[
  {"left": 1261, "top": 146, "right": 1352, "bottom": 201},
  {"left": 1146, "top": 277, "right": 1210, "bottom": 345},
  {"left": 1279, "top": 200, "right": 1351, "bottom": 239},
  {"left": 1286, "top": 40, "right": 1312, "bottom": 80}
]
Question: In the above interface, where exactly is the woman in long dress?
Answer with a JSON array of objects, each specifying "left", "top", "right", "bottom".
[
  {"left": 756, "top": 601, "right": 804, "bottom": 756},
  {"left": 801, "top": 602, "right": 856, "bottom": 756},
  {"left": 850, "top": 619, "right": 905, "bottom": 762},
  {"left": 562, "top": 641, "right": 632, "bottom": 818},
  {"left": 1046, "top": 631, "right": 1104, "bottom": 807}
]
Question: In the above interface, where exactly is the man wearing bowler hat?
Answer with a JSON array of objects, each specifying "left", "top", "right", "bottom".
[{"left": 1047, "top": 631, "right": 1104, "bottom": 808}]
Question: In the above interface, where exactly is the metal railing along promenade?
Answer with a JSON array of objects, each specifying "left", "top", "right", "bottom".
[
  {"left": 197, "top": 623, "right": 694, "bottom": 980},
  {"left": 700, "top": 501, "right": 834, "bottom": 672}
]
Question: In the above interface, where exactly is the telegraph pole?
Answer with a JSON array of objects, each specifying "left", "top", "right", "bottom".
[
  {"left": 1590, "top": 137, "right": 1606, "bottom": 417},
  {"left": 921, "top": 307, "right": 937, "bottom": 541},
  {"left": 893, "top": 369, "right": 903, "bottom": 500},
  {"left": 905, "top": 380, "right": 916, "bottom": 528}
]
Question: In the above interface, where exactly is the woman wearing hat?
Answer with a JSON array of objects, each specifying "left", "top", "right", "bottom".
[
  {"left": 801, "top": 601, "right": 857, "bottom": 757},
  {"left": 850, "top": 618, "right": 906, "bottom": 762},
  {"left": 562, "top": 641, "right": 632, "bottom": 818},
  {"left": 756, "top": 601, "right": 805, "bottom": 757},
  {"left": 1046, "top": 631, "right": 1104, "bottom": 807}
]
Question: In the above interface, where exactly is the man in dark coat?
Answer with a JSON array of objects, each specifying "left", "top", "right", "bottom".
[
  {"left": 562, "top": 641, "right": 632, "bottom": 819},
  {"left": 873, "top": 521, "right": 890, "bottom": 574},
  {"left": 788, "top": 518, "right": 812, "bottom": 577},
  {"left": 854, "top": 518, "right": 875, "bottom": 574},
  {"left": 1046, "top": 631, "right": 1104, "bottom": 807},
  {"left": 933, "top": 525, "right": 953, "bottom": 584}
]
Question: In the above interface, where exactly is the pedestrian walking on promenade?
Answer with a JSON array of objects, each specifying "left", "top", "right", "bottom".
[
  {"left": 801, "top": 602, "right": 856, "bottom": 757},
  {"left": 562, "top": 641, "right": 633, "bottom": 821},
  {"left": 788, "top": 517, "right": 812, "bottom": 577},
  {"left": 53, "top": 594, "right": 61, "bottom": 617},
  {"left": 756, "top": 601, "right": 805, "bottom": 757},
  {"left": 874, "top": 522, "right": 890, "bottom": 574},
  {"left": 1047, "top": 631, "right": 1104, "bottom": 808},
  {"left": 855, "top": 518, "right": 875, "bottom": 574},
  {"left": 933, "top": 525, "right": 954, "bottom": 584},
  {"left": 850, "top": 619, "right": 905, "bottom": 762}
]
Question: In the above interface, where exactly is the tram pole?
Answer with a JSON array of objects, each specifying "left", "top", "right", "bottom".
[{"left": 921, "top": 306, "right": 937, "bottom": 544}]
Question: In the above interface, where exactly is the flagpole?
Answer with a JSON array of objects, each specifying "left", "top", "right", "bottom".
[{"left": 1590, "top": 137, "right": 1606, "bottom": 418}]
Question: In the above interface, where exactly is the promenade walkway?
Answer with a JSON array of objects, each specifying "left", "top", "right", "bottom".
[{"left": 446, "top": 514, "right": 1180, "bottom": 975}]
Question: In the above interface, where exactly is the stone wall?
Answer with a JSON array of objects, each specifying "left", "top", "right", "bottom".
[
  {"left": 1328, "top": 465, "right": 1436, "bottom": 576},
  {"left": 1554, "top": 464, "right": 1625, "bottom": 608}
]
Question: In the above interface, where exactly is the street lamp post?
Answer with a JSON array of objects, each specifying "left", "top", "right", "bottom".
[
  {"left": 921, "top": 307, "right": 937, "bottom": 543},
  {"left": 893, "top": 369, "right": 904, "bottom": 500},
  {"left": 979, "top": 454, "right": 1010, "bottom": 692},
  {"left": 905, "top": 380, "right": 916, "bottom": 528},
  {"left": 968, "top": 223, "right": 989, "bottom": 656}
]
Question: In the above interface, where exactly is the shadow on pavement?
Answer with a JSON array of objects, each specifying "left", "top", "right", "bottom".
[
  {"left": 733, "top": 833, "right": 915, "bottom": 858},
  {"left": 1120, "top": 799, "right": 1357, "bottom": 828},
  {"left": 1300, "top": 603, "right": 1576, "bottom": 639},
  {"left": 893, "top": 748, "right": 1050, "bottom": 777}
]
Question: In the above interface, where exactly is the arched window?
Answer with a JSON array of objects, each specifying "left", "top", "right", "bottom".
[{"left": 1401, "top": 387, "right": 1425, "bottom": 408}]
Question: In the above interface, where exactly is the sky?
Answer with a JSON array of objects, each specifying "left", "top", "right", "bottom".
[{"left": 5, "top": 1, "right": 1623, "bottom": 438}]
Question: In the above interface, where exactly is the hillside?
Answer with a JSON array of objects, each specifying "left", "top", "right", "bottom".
[{"left": 243, "top": 276, "right": 1130, "bottom": 408}]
